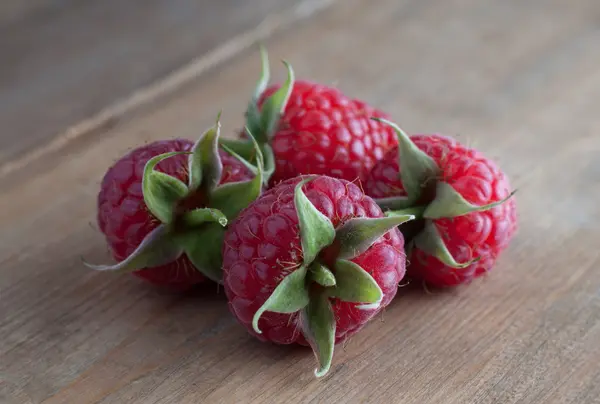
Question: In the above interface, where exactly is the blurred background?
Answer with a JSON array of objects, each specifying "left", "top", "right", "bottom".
[
  {"left": 0, "top": 0, "right": 302, "bottom": 163},
  {"left": 2, "top": 0, "right": 598, "bottom": 167}
]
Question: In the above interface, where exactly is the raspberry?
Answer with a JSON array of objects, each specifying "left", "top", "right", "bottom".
[
  {"left": 256, "top": 80, "right": 396, "bottom": 184},
  {"left": 223, "top": 175, "right": 411, "bottom": 377},
  {"left": 90, "top": 118, "right": 263, "bottom": 289},
  {"left": 365, "top": 119, "right": 517, "bottom": 288},
  {"left": 226, "top": 48, "right": 397, "bottom": 186}
]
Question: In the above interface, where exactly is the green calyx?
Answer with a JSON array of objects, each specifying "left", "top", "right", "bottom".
[
  {"left": 218, "top": 45, "right": 294, "bottom": 185},
  {"left": 373, "top": 117, "right": 517, "bottom": 270},
  {"left": 85, "top": 114, "right": 264, "bottom": 283},
  {"left": 252, "top": 177, "right": 414, "bottom": 378},
  {"left": 246, "top": 45, "right": 295, "bottom": 146}
]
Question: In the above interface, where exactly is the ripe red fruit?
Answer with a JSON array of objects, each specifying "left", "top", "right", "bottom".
[
  {"left": 364, "top": 119, "right": 517, "bottom": 288},
  {"left": 226, "top": 48, "right": 397, "bottom": 185},
  {"left": 222, "top": 175, "right": 412, "bottom": 377},
  {"left": 89, "top": 117, "right": 265, "bottom": 289}
]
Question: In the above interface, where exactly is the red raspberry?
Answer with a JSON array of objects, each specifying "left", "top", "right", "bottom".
[
  {"left": 365, "top": 123, "right": 517, "bottom": 288},
  {"left": 98, "top": 139, "right": 194, "bottom": 288},
  {"left": 232, "top": 49, "right": 397, "bottom": 186},
  {"left": 257, "top": 80, "right": 396, "bottom": 184},
  {"left": 223, "top": 175, "right": 409, "bottom": 377},
  {"left": 93, "top": 119, "right": 260, "bottom": 290}
]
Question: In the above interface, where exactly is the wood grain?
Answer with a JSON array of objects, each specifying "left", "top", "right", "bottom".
[
  {"left": 0, "top": 0, "right": 302, "bottom": 163},
  {"left": 1, "top": 0, "right": 600, "bottom": 402}
]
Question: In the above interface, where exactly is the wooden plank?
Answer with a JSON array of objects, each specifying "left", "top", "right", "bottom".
[
  {"left": 1, "top": 0, "right": 600, "bottom": 402},
  {"left": 0, "top": 0, "right": 303, "bottom": 163}
]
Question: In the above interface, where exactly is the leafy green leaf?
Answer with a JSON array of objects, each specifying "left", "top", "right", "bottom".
[
  {"left": 329, "top": 259, "right": 383, "bottom": 310},
  {"left": 245, "top": 45, "right": 271, "bottom": 143},
  {"left": 210, "top": 179, "right": 261, "bottom": 220},
  {"left": 245, "top": 101, "right": 263, "bottom": 145},
  {"left": 294, "top": 177, "right": 336, "bottom": 265},
  {"left": 299, "top": 292, "right": 336, "bottom": 378},
  {"left": 335, "top": 215, "right": 415, "bottom": 260},
  {"left": 179, "top": 223, "right": 226, "bottom": 283},
  {"left": 142, "top": 152, "right": 190, "bottom": 223},
  {"left": 261, "top": 144, "right": 276, "bottom": 185},
  {"left": 372, "top": 118, "right": 440, "bottom": 203},
  {"left": 209, "top": 130, "right": 264, "bottom": 219},
  {"left": 221, "top": 139, "right": 274, "bottom": 187},
  {"left": 180, "top": 208, "right": 227, "bottom": 228},
  {"left": 413, "top": 220, "right": 480, "bottom": 268},
  {"left": 257, "top": 60, "right": 295, "bottom": 143},
  {"left": 219, "top": 138, "right": 256, "bottom": 161},
  {"left": 252, "top": 265, "right": 309, "bottom": 334},
  {"left": 220, "top": 131, "right": 260, "bottom": 173},
  {"left": 83, "top": 225, "right": 182, "bottom": 273},
  {"left": 424, "top": 182, "right": 517, "bottom": 219},
  {"left": 253, "top": 44, "right": 271, "bottom": 101},
  {"left": 188, "top": 117, "right": 223, "bottom": 192},
  {"left": 309, "top": 262, "right": 336, "bottom": 287},
  {"left": 220, "top": 143, "right": 258, "bottom": 175}
]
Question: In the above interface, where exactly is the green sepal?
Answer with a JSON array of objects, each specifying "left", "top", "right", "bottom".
[
  {"left": 218, "top": 138, "right": 256, "bottom": 161},
  {"left": 374, "top": 195, "right": 413, "bottom": 211},
  {"left": 245, "top": 44, "right": 271, "bottom": 139},
  {"left": 245, "top": 102, "right": 262, "bottom": 145},
  {"left": 384, "top": 206, "right": 427, "bottom": 219},
  {"left": 210, "top": 130, "right": 265, "bottom": 220},
  {"left": 180, "top": 208, "right": 227, "bottom": 229},
  {"left": 220, "top": 142, "right": 257, "bottom": 175},
  {"left": 246, "top": 45, "right": 269, "bottom": 142},
  {"left": 179, "top": 223, "right": 226, "bottom": 283},
  {"left": 372, "top": 117, "right": 440, "bottom": 203},
  {"left": 142, "top": 152, "right": 190, "bottom": 224},
  {"left": 335, "top": 215, "right": 415, "bottom": 260},
  {"left": 220, "top": 137, "right": 275, "bottom": 186},
  {"left": 258, "top": 60, "right": 294, "bottom": 143},
  {"left": 413, "top": 220, "right": 480, "bottom": 268},
  {"left": 299, "top": 292, "right": 336, "bottom": 378},
  {"left": 261, "top": 144, "right": 276, "bottom": 185},
  {"left": 309, "top": 262, "right": 336, "bottom": 287},
  {"left": 188, "top": 116, "right": 223, "bottom": 193},
  {"left": 246, "top": 48, "right": 295, "bottom": 145},
  {"left": 253, "top": 45, "right": 271, "bottom": 102},
  {"left": 252, "top": 265, "right": 309, "bottom": 334},
  {"left": 424, "top": 182, "right": 517, "bottom": 219},
  {"left": 329, "top": 259, "right": 383, "bottom": 310},
  {"left": 294, "top": 177, "right": 336, "bottom": 264},
  {"left": 83, "top": 225, "right": 182, "bottom": 273}
]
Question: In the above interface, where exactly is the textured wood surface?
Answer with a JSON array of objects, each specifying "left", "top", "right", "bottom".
[
  {"left": 0, "top": 0, "right": 302, "bottom": 163},
  {"left": 1, "top": 0, "right": 600, "bottom": 402}
]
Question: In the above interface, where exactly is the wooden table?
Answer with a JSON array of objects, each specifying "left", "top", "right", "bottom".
[{"left": 1, "top": 0, "right": 599, "bottom": 402}]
